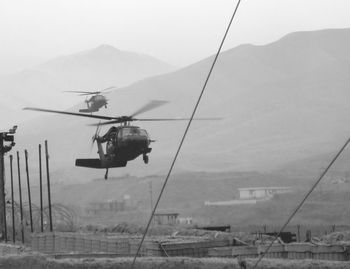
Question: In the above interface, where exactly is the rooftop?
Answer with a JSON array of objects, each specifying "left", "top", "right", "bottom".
[{"left": 238, "top": 186, "right": 292, "bottom": 191}]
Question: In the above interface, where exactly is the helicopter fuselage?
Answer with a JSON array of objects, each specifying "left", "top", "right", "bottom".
[
  {"left": 75, "top": 125, "right": 152, "bottom": 169},
  {"left": 24, "top": 99, "right": 212, "bottom": 179},
  {"left": 79, "top": 94, "right": 108, "bottom": 113}
]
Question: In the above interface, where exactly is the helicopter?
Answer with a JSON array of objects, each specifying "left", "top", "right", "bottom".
[
  {"left": 24, "top": 101, "right": 220, "bottom": 179},
  {"left": 65, "top": 86, "right": 117, "bottom": 113}
]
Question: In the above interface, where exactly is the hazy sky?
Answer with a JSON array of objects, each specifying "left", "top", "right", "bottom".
[{"left": 1, "top": 0, "right": 350, "bottom": 74}]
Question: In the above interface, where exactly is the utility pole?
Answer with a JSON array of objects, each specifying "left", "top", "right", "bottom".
[
  {"left": 149, "top": 181, "right": 153, "bottom": 214},
  {"left": 0, "top": 126, "right": 17, "bottom": 242}
]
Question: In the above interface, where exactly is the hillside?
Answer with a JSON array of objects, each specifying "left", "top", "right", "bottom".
[{"left": 10, "top": 28, "right": 350, "bottom": 181}]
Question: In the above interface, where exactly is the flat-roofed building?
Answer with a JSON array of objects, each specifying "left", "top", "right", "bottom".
[
  {"left": 154, "top": 212, "right": 179, "bottom": 225},
  {"left": 238, "top": 186, "right": 292, "bottom": 200},
  {"left": 205, "top": 186, "right": 292, "bottom": 206}
]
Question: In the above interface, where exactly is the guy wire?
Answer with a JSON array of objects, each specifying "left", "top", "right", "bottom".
[
  {"left": 130, "top": 0, "right": 243, "bottom": 267},
  {"left": 253, "top": 137, "right": 350, "bottom": 269}
]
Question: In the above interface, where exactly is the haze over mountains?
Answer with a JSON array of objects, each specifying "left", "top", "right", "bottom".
[
  {"left": 8, "top": 28, "right": 350, "bottom": 182},
  {"left": 0, "top": 45, "right": 175, "bottom": 127}
]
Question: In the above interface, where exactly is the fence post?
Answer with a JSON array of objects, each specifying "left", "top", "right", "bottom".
[
  {"left": 39, "top": 144, "right": 44, "bottom": 232},
  {"left": 305, "top": 230, "right": 311, "bottom": 242},
  {"left": 45, "top": 140, "right": 53, "bottom": 232}
]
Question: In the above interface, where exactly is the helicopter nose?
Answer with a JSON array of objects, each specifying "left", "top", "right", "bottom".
[
  {"left": 125, "top": 136, "right": 148, "bottom": 147},
  {"left": 134, "top": 136, "right": 148, "bottom": 143}
]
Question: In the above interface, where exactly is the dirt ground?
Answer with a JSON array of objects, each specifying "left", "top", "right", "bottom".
[{"left": 1, "top": 254, "right": 350, "bottom": 269}]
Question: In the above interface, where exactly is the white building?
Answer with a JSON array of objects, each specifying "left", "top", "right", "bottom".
[
  {"left": 177, "top": 217, "right": 193, "bottom": 225},
  {"left": 204, "top": 200, "right": 257, "bottom": 206},
  {"left": 238, "top": 186, "right": 292, "bottom": 200},
  {"left": 205, "top": 186, "right": 292, "bottom": 206}
]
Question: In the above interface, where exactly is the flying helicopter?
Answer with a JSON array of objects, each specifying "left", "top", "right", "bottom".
[
  {"left": 65, "top": 86, "right": 117, "bottom": 113},
  {"left": 24, "top": 101, "right": 219, "bottom": 179}
]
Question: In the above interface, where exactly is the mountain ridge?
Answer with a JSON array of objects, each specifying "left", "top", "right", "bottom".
[{"left": 11, "top": 27, "right": 350, "bottom": 181}]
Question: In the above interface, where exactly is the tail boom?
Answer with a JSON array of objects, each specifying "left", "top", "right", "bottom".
[{"left": 75, "top": 158, "right": 127, "bottom": 168}]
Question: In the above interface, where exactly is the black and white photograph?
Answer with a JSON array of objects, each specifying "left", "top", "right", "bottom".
[{"left": 1, "top": 1, "right": 350, "bottom": 268}]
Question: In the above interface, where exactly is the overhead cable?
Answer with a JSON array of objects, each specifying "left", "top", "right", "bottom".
[
  {"left": 253, "top": 137, "right": 350, "bottom": 268},
  {"left": 130, "top": 0, "right": 243, "bottom": 267}
]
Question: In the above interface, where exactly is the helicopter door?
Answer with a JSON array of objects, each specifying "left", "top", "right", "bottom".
[
  {"left": 106, "top": 140, "right": 114, "bottom": 155},
  {"left": 106, "top": 129, "right": 118, "bottom": 155}
]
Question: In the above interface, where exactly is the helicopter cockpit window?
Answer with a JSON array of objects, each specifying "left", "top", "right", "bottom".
[
  {"left": 122, "top": 128, "right": 147, "bottom": 137},
  {"left": 138, "top": 129, "right": 148, "bottom": 136},
  {"left": 95, "top": 95, "right": 104, "bottom": 101}
]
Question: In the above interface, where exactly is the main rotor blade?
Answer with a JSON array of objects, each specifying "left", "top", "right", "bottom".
[
  {"left": 64, "top": 90, "right": 99, "bottom": 94},
  {"left": 65, "top": 87, "right": 116, "bottom": 95},
  {"left": 130, "top": 100, "right": 169, "bottom": 117},
  {"left": 101, "top": 86, "right": 117, "bottom": 92},
  {"left": 79, "top": 92, "right": 101, "bottom": 96},
  {"left": 135, "top": 118, "right": 222, "bottom": 121},
  {"left": 89, "top": 119, "right": 123, "bottom": 126},
  {"left": 89, "top": 117, "right": 222, "bottom": 126},
  {"left": 23, "top": 107, "right": 115, "bottom": 120}
]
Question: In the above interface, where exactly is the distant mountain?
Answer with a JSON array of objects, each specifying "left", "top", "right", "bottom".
[
  {"left": 0, "top": 45, "right": 176, "bottom": 126},
  {"left": 11, "top": 28, "right": 350, "bottom": 182}
]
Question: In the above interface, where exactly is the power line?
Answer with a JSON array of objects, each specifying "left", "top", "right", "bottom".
[
  {"left": 253, "top": 137, "right": 350, "bottom": 269},
  {"left": 130, "top": 0, "right": 243, "bottom": 267}
]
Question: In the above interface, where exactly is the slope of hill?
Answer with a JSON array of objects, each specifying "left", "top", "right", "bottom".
[
  {"left": 0, "top": 45, "right": 175, "bottom": 126},
  {"left": 12, "top": 28, "right": 350, "bottom": 182}
]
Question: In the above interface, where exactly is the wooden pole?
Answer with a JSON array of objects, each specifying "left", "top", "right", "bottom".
[
  {"left": 45, "top": 141, "right": 53, "bottom": 232},
  {"left": 9, "top": 155, "right": 15, "bottom": 243},
  {"left": 0, "top": 136, "right": 6, "bottom": 241},
  {"left": 16, "top": 151, "right": 24, "bottom": 243},
  {"left": 24, "top": 150, "right": 33, "bottom": 233},
  {"left": 0, "top": 128, "right": 16, "bottom": 242},
  {"left": 39, "top": 144, "right": 43, "bottom": 232}
]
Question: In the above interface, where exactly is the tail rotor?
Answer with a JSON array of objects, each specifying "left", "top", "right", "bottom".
[{"left": 91, "top": 121, "right": 101, "bottom": 151}]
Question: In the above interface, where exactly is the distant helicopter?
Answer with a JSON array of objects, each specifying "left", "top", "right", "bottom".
[
  {"left": 24, "top": 101, "right": 219, "bottom": 179},
  {"left": 65, "top": 86, "right": 117, "bottom": 113}
]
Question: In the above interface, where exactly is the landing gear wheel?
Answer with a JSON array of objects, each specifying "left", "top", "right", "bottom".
[
  {"left": 143, "top": 154, "right": 149, "bottom": 164},
  {"left": 104, "top": 168, "right": 109, "bottom": 180}
]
